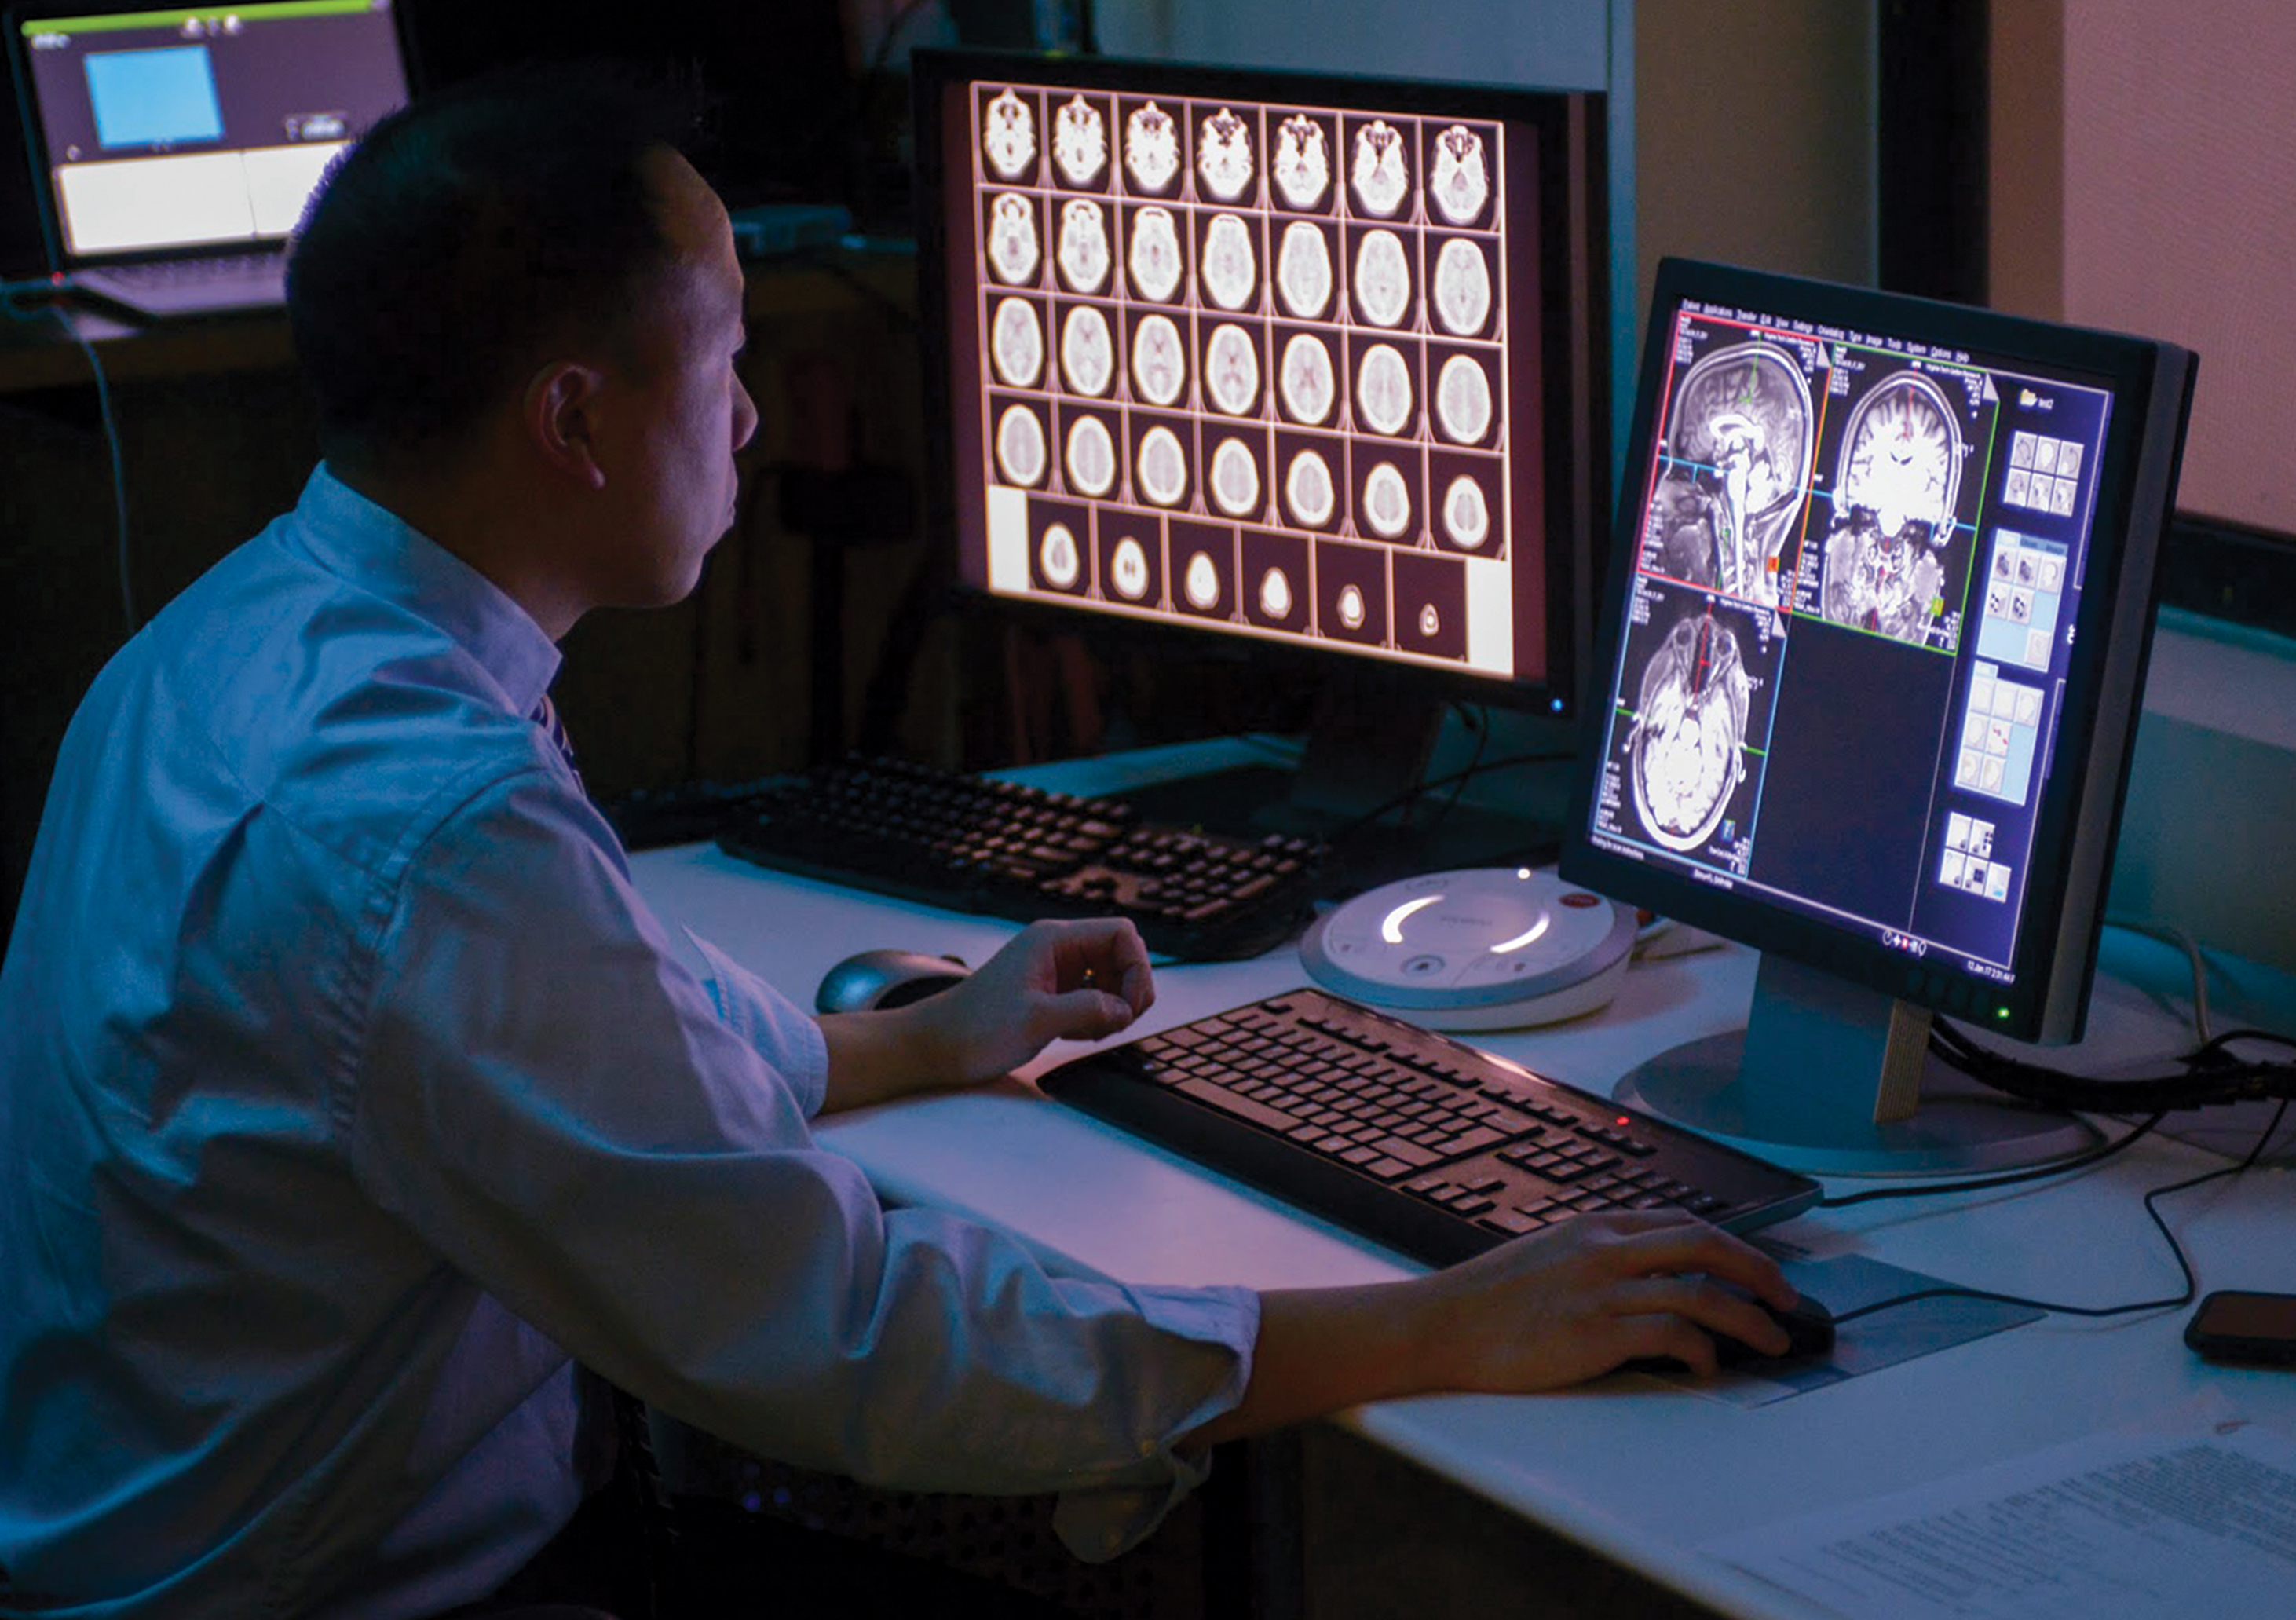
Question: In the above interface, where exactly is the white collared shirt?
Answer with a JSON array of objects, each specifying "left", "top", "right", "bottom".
[{"left": 0, "top": 466, "right": 1256, "bottom": 1618}]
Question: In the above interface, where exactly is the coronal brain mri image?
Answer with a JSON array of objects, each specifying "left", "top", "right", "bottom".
[
  {"left": 1819, "top": 370, "right": 1965, "bottom": 643},
  {"left": 1629, "top": 607, "right": 1752, "bottom": 853},
  {"left": 1647, "top": 342, "right": 1812, "bottom": 606}
]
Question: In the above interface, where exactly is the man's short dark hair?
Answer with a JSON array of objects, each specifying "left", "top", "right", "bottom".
[{"left": 287, "top": 63, "right": 707, "bottom": 463}]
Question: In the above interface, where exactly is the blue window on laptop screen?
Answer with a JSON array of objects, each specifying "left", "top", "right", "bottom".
[{"left": 85, "top": 46, "right": 224, "bottom": 149}]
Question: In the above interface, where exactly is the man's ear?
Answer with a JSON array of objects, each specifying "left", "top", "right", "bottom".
[{"left": 524, "top": 360, "right": 610, "bottom": 491}]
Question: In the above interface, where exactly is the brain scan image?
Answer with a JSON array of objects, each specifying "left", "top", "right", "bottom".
[
  {"left": 1183, "top": 550, "right": 1223, "bottom": 609},
  {"left": 1039, "top": 521, "right": 1081, "bottom": 587},
  {"left": 1128, "top": 207, "right": 1183, "bottom": 302},
  {"left": 1629, "top": 609, "right": 1752, "bottom": 853},
  {"left": 996, "top": 404, "right": 1046, "bottom": 487},
  {"left": 1276, "top": 221, "right": 1333, "bottom": 318},
  {"left": 1351, "top": 120, "right": 1409, "bottom": 217},
  {"left": 1056, "top": 199, "right": 1110, "bottom": 294},
  {"left": 1431, "top": 238, "right": 1491, "bottom": 336},
  {"left": 989, "top": 297, "right": 1043, "bottom": 388},
  {"left": 1053, "top": 94, "right": 1106, "bottom": 185},
  {"left": 1442, "top": 474, "right": 1490, "bottom": 549},
  {"left": 1110, "top": 535, "right": 1153, "bottom": 600},
  {"left": 1204, "top": 323, "right": 1261, "bottom": 417},
  {"left": 1362, "top": 461, "right": 1412, "bottom": 538},
  {"left": 1066, "top": 415, "right": 1117, "bottom": 497},
  {"left": 1211, "top": 437, "right": 1261, "bottom": 517},
  {"left": 987, "top": 194, "right": 1040, "bottom": 287},
  {"left": 1355, "top": 343, "right": 1415, "bottom": 437},
  {"left": 1197, "top": 108, "right": 1256, "bottom": 202},
  {"left": 1418, "top": 603, "right": 1442, "bottom": 639},
  {"left": 1336, "top": 583, "right": 1369, "bottom": 631},
  {"left": 1648, "top": 341, "right": 1813, "bottom": 606},
  {"left": 1136, "top": 425, "right": 1189, "bottom": 507},
  {"left": 1820, "top": 370, "right": 1964, "bottom": 643},
  {"left": 1273, "top": 115, "right": 1330, "bottom": 208},
  {"left": 1131, "top": 313, "right": 1187, "bottom": 408},
  {"left": 1125, "top": 102, "right": 1179, "bottom": 192},
  {"left": 1279, "top": 332, "right": 1335, "bottom": 426},
  {"left": 1059, "top": 305, "right": 1114, "bottom": 397},
  {"left": 1200, "top": 213, "right": 1259, "bottom": 312},
  {"left": 983, "top": 90, "right": 1035, "bottom": 180},
  {"left": 1430, "top": 125, "right": 1490, "bottom": 224},
  {"left": 1259, "top": 566, "right": 1296, "bottom": 620},
  {"left": 1435, "top": 353, "right": 1493, "bottom": 445},
  {"left": 1353, "top": 229, "right": 1412, "bottom": 327},
  {"left": 1286, "top": 448, "right": 1336, "bottom": 527}
]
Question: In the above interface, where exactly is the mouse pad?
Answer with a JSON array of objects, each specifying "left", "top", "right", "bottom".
[{"left": 1644, "top": 1249, "right": 2045, "bottom": 1408}]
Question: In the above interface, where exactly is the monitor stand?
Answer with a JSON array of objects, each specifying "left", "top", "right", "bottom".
[
  {"left": 1114, "top": 675, "right": 1565, "bottom": 895},
  {"left": 1614, "top": 953, "right": 2102, "bottom": 1176}
]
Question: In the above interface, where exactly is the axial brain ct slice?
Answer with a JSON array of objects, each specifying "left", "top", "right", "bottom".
[
  {"left": 1350, "top": 119, "right": 1409, "bottom": 217},
  {"left": 1355, "top": 343, "right": 1414, "bottom": 437},
  {"left": 1279, "top": 332, "right": 1335, "bottom": 426},
  {"left": 1353, "top": 229, "right": 1412, "bottom": 327},
  {"left": 1647, "top": 341, "right": 1812, "bottom": 606},
  {"left": 1200, "top": 214, "right": 1260, "bottom": 313},
  {"left": 990, "top": 297, "right": 1043, "bottom": 388},
  {"left": 1128, "top": 207, "right": 1183, "bottom": 302},
  {"left": 1125, "top": 101, "right": 1179, "bottom": 191},
  {"left": 1053, "top": 94, "right": 1106, "bottom": 185},
  {"left": 1273, "top": 114, "right": 1330, "bottom": 208},
  {"left": 1057, "top": 199, "right": 1110, "bottom": 294},
  {"left": 1820, "top": 370, "right": 1965, "bottom": 644},
  {"left": 983, "top": 90, "right": 1035, "bottom": 179},
  {"left": 987, "top": 194, "right": 1040, "bottom": 287},
  {"left": 1131, "top": 313, "right": 1187, "bottom": 407},
  {"left": 1629, "top": 608, "right": 1752, "bottom": 852},
  {"left": 1277, "top": 221, "right": 1333, "bottom": 318},
  {"left": 1429, "top": 124, "right": 1490, "bottom": 224},
  {"left": 1432, "top": 237, "right": 1491, "bottom": 336},
  {"left": 1197, "top": 108, "right": 1256, "bottom": 202}
]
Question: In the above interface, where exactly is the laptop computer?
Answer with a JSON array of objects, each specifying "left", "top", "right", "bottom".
[{"left": 6, "top": 0, "right": 414, "bottom": 320}]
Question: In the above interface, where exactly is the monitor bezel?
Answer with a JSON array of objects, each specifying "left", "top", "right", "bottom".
[
  {"left": 909, "top": 46, "right": 1608, "bottom": 730},
  {"left": 1560, "top": 256, "right": 2194, "bottom": 1044}
]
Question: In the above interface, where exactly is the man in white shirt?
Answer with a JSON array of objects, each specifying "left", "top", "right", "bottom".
[{"left": 0, "top": 65, "right": 1794, "bottom": 1620}]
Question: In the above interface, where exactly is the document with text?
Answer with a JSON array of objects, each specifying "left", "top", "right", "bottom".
[{"left": 1704, "top": 1417, "right": 2296, "bottom": 1620}]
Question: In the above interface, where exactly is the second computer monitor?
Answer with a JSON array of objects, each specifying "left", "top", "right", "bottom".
[
  {"left": 912, "top": 49, "right": 1606, "bottom": 850},
  {"left": 1561, "top": 258, "right": 2195, "bottom": 1173}
]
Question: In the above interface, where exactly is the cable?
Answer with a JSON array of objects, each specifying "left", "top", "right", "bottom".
[
  {"left": 1323, "top": 744, "right": 1576, "bottom": 847},
  {"left": 1817, "top": 1111, "right": 2167, "bottom": 1209},
  {"left": 1827, "top": 1098, "right": 2290, "bottom": 1329},
  {"left": 1, "top": 283, "right": 134, "bottom": 634}
]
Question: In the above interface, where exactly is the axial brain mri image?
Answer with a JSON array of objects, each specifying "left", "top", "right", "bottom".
[
  {"left": 1629, "top": 608, "right": 1751, "bottom": 853},
  {"left": 1820, "top": 370, "right": 1965, "bottom": 643},
  {"left": 1648, "top": 342, "right": 1812, "bottom": 606}
]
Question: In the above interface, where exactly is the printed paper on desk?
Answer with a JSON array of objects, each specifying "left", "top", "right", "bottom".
[{"left": 1702, "top": 1414, "right": 2296, "bottom": 1620}]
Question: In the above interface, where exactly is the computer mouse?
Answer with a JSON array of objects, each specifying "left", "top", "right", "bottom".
[
  {"left": 1712, "top": 1293, "right": 1837, "bottom": 1368},
  {"left": 813, "top": 949, "right": 974, "bottom": 1015}
]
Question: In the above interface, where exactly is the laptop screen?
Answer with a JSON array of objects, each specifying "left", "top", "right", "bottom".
[{"left": 12, "top": 0, "right": 411, "bottom": 263}]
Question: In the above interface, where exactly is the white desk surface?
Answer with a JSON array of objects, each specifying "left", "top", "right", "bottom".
[{"left": 629, "top": 766, "right": 2296, "bottom": 1620}]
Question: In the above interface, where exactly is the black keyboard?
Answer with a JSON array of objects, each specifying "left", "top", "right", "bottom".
[
  {"left": 715, "top": 757, "right": 1327, "bottom": 961},
  {"left": 1040, "top": 987, "right": 1819, "bottom": 1264}
]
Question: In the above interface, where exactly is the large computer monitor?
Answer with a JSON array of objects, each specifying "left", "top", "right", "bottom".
[
  {"left": 910, "top": 49, "right": 1607, "bottom": 870},
  {"left": 1559, "top": 258, "right": 2196, "bottom": 1174}
]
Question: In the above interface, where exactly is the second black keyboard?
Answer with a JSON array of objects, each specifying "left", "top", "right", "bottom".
[
  {"left": 1040, "top": 987, "right": 1820, "bottom": 1264},
  {"left": 715, "top": 756, "right": 1327, "bottom": 961}
]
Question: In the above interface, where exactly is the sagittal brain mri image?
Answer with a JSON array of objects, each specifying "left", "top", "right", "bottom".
[
  {"left": 1647, "top": 342, "right": 1812, "bottom": 606},
  {"left": 1820, "top": 371, "right": 1964, "bottom": 643},
  {"left": 1629, "top": 608, "right": 1751, "bottom": 853}
]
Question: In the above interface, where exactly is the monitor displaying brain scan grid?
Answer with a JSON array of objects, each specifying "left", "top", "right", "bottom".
[
  {"left": 1559, "top": 258, "right": 2194, "bottom": 1171},
  {"left": 913, "top": 52, "right": 1607, "bottom": 728}
]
